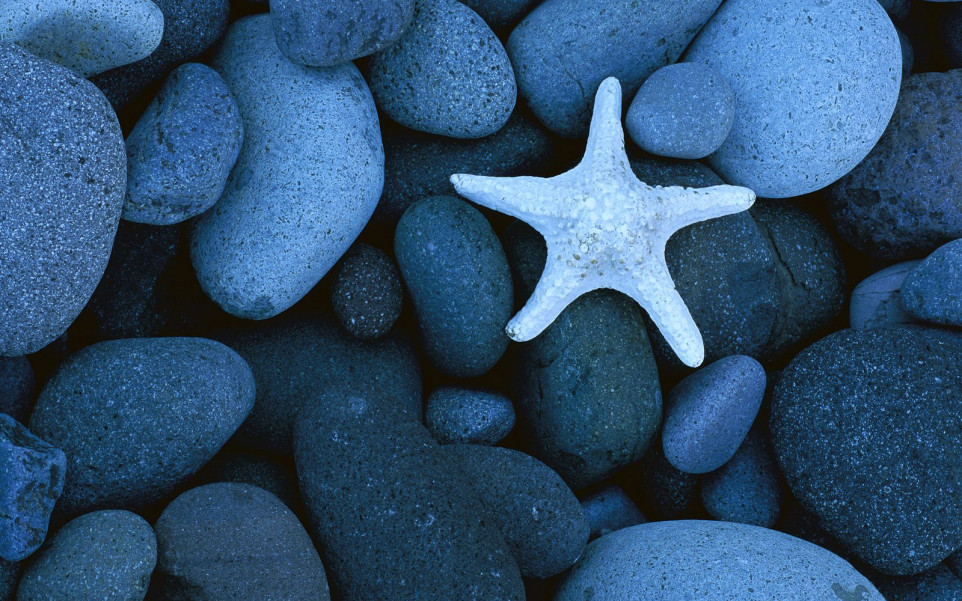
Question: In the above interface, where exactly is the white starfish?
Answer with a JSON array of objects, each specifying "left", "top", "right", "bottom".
[{"left": 450, "top": 77, "right": 756, "bottom": 368}]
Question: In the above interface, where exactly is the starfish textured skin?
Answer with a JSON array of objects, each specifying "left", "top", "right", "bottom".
[{"left": 450, "top": 77, "right": 757, "bottom": 368}]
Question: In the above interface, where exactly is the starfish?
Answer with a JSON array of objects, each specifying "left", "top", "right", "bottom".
[{"left": 450, "top": 76, "right": 756, "bottom": 367}]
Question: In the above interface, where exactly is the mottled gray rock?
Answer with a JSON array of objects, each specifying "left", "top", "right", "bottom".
[
  {"left": 0, "top": 358, "right": 35, "bottom": 424},
  {"left": 507, "top": 0, "right": 724, "bottom": 137},
  {"left": 331, "top": 243, "right": 403, "bottom": 340},
  {"left": 873, "top": 564, "right": 962, "bottom": 601},
  {"left": 0, "top": 44, "right": 126, "bottom": 356},
  {"left": 685, "top": 0, "right": 901, "bottom": 198},
  {"left": 16, "top": 510, "right": 156, "bottom": 601},
  {"left": 151, "top": 484, "right": 329, "bottom": 600},
  {"left": 0, "top": 0, "right": 163, "bottom": 77},
  {"left": 578, "top": 485, "right": 646, "bottom": 542},
  {"left": 294, "top": 393, "right": 524, "bottom": 600},
  {"left": 271, "top": 0, "right": 415, "bottom": 67},
  {"left": 425, "top": 387, "right": 515, "bottom": 445},
  {"left": 0, "top": 415, "right": 65, "bottom": 562},
  {"left": 827, "top": 71, "right": 962, "bottom": 260},
  {"left": 124, "top": 63, "right": 243, "bottom": 225},
  {"left": 901, "top": 239, "right": 962, "bottom": 327},
  {"left": 556, "top": 521, "right": 886, "bottom": 601},
  {"left": 368, "top": 0, "right": 516, "bottom": 138},
  {"left": 29, "top": 338, "right": 255, "bottom": 516},
  {"left": 191, "top": 15, "right": 383, "bottom": 319},
  {"left": 626, "top": 63, "right": 735, "bottom": 159},
  {"left": 701, "top": 426, "right": 782, "bottom": 528},
  {"left": 850, "top": 261, "right": 921, "bottom": 329},
  {"left": 459, "top": 0, "right": 537, "bottom": 29}
]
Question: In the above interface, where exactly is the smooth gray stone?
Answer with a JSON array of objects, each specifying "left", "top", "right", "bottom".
[
  {"left": 901, "top": 239, "right": 962, "bottom": 327},
  {"left": 850, "top": 261, "right": 922, "bottom": 329},
  {"left": 578, "top": 485, "right": 646, "bottom": 542},
  {"left": 701, "top": 426, "right": 782, "bottom": 528},
  {"left": 191, "top": 15, "right": 384, "bottom": 319},
  {"left": 425, "top": 387, "right": 515, "bottom": 445}
]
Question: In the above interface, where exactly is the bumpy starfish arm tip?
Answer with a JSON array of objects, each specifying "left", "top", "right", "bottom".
[
  {"left": 581, "top": 77, "right": 628, "bottom": 169},
  {"left": 653, "top": 184, "right": 757, "bottom": 233},
  {"left": 504, "top": 263, "right": 586, "bottom": 342}
]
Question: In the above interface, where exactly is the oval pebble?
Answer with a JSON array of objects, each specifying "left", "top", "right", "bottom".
[
  {"left": 662, "top": 355, "right": 766, "bottom": 474},
  {"left": 556, "top": 520, "right": 886, "bottom": 601},
  {"left": 626, "top": 63, "right": 735, "bottom": 159},
  {"left": 331, "top": 243, "right": 403, "bottom": 340},
  {"left": 368, "top": 0, "right": 516, "bottom": 138},
  {"left": 900, "top": 239, "right": 962, "bottom": 327},
  {"left": 29, "top": 337, "right": 255, "bottom": 516},
  {"left": 0, "top": 44, "right": 126, "bottom": 357},
  {"left": 458, "top": 0, "right": 537, "bottom": 29},
  {"left": 425, "top": 387, "right": 515, "bottom": 445},
  {"left": 0, "top": 0, "right": 163, "bottom": 78},
  {"left": 271, "top": 0, "right": 415, "bottom": 67},
  {"left": 395, "top": 196, "right": 513, "bottom": 377},
  {"left": 700, "top": 426, "right": 782, "bottom": 528},
  {"left": 850, "top": 261, "right": 922, "bottom": 330},
  {"left": 0, "top": 357, "right": 35, "bottom": 424},
  {"left": 684, "top": 0, "right": 902, "bottom": 198},
  {"left": 578, "top": 485, "right": 646, "bottom": 542},
  {"left": 123, "top": 63, "right": 243, "bottom": 225},
  {"left": 191, "top": 14, "right": 384, "bottom": 319},
  {"left": 152, "top": 483, "right": 329, "bottom": 600},
  {"left": 16, "top": 510, "right": 156, "bottom": 601}
]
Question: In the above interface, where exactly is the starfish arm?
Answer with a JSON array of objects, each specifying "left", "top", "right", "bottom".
[
  {"left": 650, "top": 184, "right": 756, "bottom": 233},
  {"left": 505, "top": 258, "right": 587, "bottom": 342},
  {"left": 450, "top": 173, "right": 562, "bottom": 227},
  {"left": 579, "top": 77, "right": 631, "bottom": 175}
]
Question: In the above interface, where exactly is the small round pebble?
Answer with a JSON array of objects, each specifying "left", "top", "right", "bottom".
[
  {"left": 578, "top": 484, "right": 646, "bottom": 542},
  {"left": 701, "top": 426, "right": 783, "bottom": 528},
  {"left": 662, "top": 355, "right": 766, "bottom": 474},
  {"left": 425, "top": 387, "right": 515, "bottom": 445},
  {"left": 850, "top": 261, "right": 922, "bottom": 330},
  {"left": 331, "top": 243, "right": 403, "bottom": 339},
  {"left": 626, "top": 63, "right": 735, "bottom": 159},
  {"left": 124, "top": 63, "right": 243, "bottom": 225},
  {"left": 0, "top": 357, "right": 35, "bottom": 423},
  {"left": 16, "top": 510, "right": 156, "bottom": 601},
  {"left": 900, "top": 239, "right": 962, "bottom": 327}
]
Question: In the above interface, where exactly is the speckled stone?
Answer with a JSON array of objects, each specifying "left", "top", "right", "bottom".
[
  {"left": 92, "top": 0, "right": 230, "bottom": 109},
  {"left": 626, "top": 63, "right": 735, "bottom": 159},
  {"left": 124, "top": 63, "right": 243, "bottom": 225},
  {"left": 444, "top": 444, "right": 588, "bottom": 578},
  {"left": 949, "top": 551, "right": 962, "bottom": 580},
  {"left": 458, "top": 0, "right": 537, "bottom": 29},
  {"left": 507, "top": 0, "right": 724, "bottom": 138},
  {"left": 556, "top": 521, "right": 886, "bottom": 601},
  {"left": 630, "top": 443, "right": 698, "bottom": 520},
  {"left": 662, "top": 355, "right": 766, "bottom": 474},
  {"left": 578, "top": 485, "right": 646, "bottom": 542},
  {"left": 368, "top": 0, "right": 516, "bottom": 138},
  {"left": 0, "top": 357, "right": 35, "bottom": 424},
  {"left": 191, "top": 451, "right": 301, "bottom": 513},
  {"left": 191, "top": 15, "right": 383, "bottom": 319},
  {"left": 873, "top": 564, "right": 962, "bottom": 601},
  {"left": 331, "top": 243, "right": 403, "bottom": 339},
  {"left": 701, "top": 426, "right": 782, "bottom": 528},
  {"left": 212, "top": 315, "right": 422, "bottom": 455},
  {"left": 0, "top": 415, "right": 65, "bottom": 562},
  {"left": 152, "top": 484, "right": 329, "bottom": 600},
  {"left": 395, "top": 196, "right": 513, "bottom": 377},
  {"left": 29, "top": 337, "right": 255, "bottom": 516},
  {"left": 684, "top": 0, "right": 902, "bottom": 198},
  {"left": 271, "top": 0, "right": 415, "bottom": 67},
  {"left": 771, "top": 328, "right": 962, "bottom": 575},
  {"left": 0, "top": 0, "right": 163, "bottom": 78},
  {"left": 827, "top": 70, "right": 962, "bottom": 260},
  {"left": 0, "top": 44, "right": 126, "bottom": 357},
  {"left": 0, "top": 559, "right": 17, "bottom": 601},
  {"left": 850, "top": 262, "right": 921, "bottom": 330},
  {"left": 294, "top": 393, "right": 524, "bottom": 601},
  {"left": 16, "top": 510, "right": 156, "bottom": 601},
  {"left": 901, "top": 239, "right": 962, "bottom": 327},
  {"left": 425, "top": 387, "right": 515, "bottom": 445},
  {"left": 375, "top": 112, "right": 553, "bottom": 228}
]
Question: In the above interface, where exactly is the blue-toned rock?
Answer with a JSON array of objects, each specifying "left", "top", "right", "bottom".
[
  {"left": 29, "top": 337, "right": 255, "bottom": 516},
  {"left": 271, "top": 0, "right": 414, "bottom": 67},
  {"left": 827, "top": 70, "right": 962, "bottom": 260},
  {"left": 331, "top": 243, "right": 403, "bottom": 340},
  {"left": 507, "top": 0, "right": 723, "bottom": 137},
  {"left": 0, "top": 415, "right": 65, "bottom": 562},
  {"left": 459, "top": 0, "right": 537, "bottom": 29},
  {"left": 152, "top": 483, "right": 329, "bottom": 600},
  {"left": 578, "top": 484, "right": 646, "bottom": 542},
  {"left": 945, "top": 5, "right": 962, "bottom": 69},
  {"left": 425, "top": 387, "right": 515, "bottom": 445},
  {"left": 368, "top": 0, "right": 516, "bottom": 138},
  {"left": 0, "top": 44, "right": 126, "bottom": 357},
  {"left": 662, "top": 355, "right": 766, "bottom": 474},
  {"left": 901, "top": 239, "right": 962, "bottom": 327},
  {"left": 0, "top": 358, "right": 35, "bottom": 424},
  {"left": 16, "top": 510, "right": 156, "bottom": 601},
  {"left": 630, "top": 444, "right": 698, "bottom": 520},
  {"left": 850, "top": 261, "right": 921, "bottom": 330},
  {"left": 191, "top": 451, "right": 301, "bottom": 513},
  {"left": 124, "top": 63, "right": 243, "bottom": 225},
  {"left": 0, "top": 0, "right": 163, "bottom": 78},
  {"left": 191, "top": 15, "right": 384, "bottom": 319},
  {"left": 898, "top": 28, "right": 915, "bottom": 76},
  {"left": 701, "top": 426, "right": 782, "bottom": 528},
  {"left": 626, "top": 63, "right": 735, "bottom": 159},
  {"left": 294, "top": 393, "right": 524, "bottom": 600},
  {"left": 0, "top": 559, "right": 16, "bottom": 601},
  {"left": 556, "top": 521, "right": 886, "bottom": 601},
  {"left": 873, "top": 564, "right": 962, "bottom": 601},
  {"left": 684, "top": 0, "right": 901, "bottom": 198},
  {"left": 395, "top": 196, "right": 512, "bottom": 377},
  {"left": 771, "top": 328, "right": 962, "bottom": 575}
]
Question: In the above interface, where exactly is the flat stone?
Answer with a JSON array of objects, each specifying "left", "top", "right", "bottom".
[
  {"left": 425, "top": 387, "right": 515, "bottom": 445},
  {"left": 331, "top": 243, "right": 403, "bottom": 340},
  {"left": 578, "top": 484, "right": 646, "bottom": 542},
  {"left": 901, "top": 239, "right": 962, "bottom": 327},
  {"left": 850, "top": 261, "right": 921, "bottom": 329}
]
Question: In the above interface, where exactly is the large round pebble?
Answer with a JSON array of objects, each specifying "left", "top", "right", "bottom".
[
  {"left": 850, "top": 261, "right": 921, "bottom": 329},
  {"left": 331, "top": 243, "right": 403, "bottom": 339},
  {"left": 700, "top": 426, "right": 783, "bottom": 528},
  {"left": 368, "top": 0, "right": 516, "bottom": 138},
  {"left": 578, "top": 485, "right": 646, "bottom": 542},
  {"left": 556, "top": 520, "right": 886, "bottom": 601},
  {"left": 16, "top": 510, "right": 156, "bottom": 601},
  {"left": 900, "top": 239, "right": 962, "bottom": 327},
  {"left": 684, "top": 0, "right": 902, "bottom": 198},
  {"left": 124, "top": 63, "right": 243, "bottom": 225},
  {"left": 0, "top": 44, "right": 126, "bottom": 356},
  {"left": 425, "top": 387, "right": 515, "bottom": 445},
  {"left": 191, "top": 15, "right": 384, "bottom": 319},
  {"left": 29, "top": 337, "right": 255, "bottom": 516},
  {"left": 0, "top": 358, "right": 35, "bottom": 424}
]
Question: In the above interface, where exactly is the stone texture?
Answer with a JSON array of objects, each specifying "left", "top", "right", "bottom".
[
  {"left": 331, "top": 243, "right": 403, "bottom": 340},
  {"left": 901, "top": 239, "right": 962, "bottom": 327},
  {"left": 631, "top": 444, "right": 698, "bottom": 520},
  {"left": 459, "top": 0, "right": 538, "bottom": 29},
  {"left": 425, "top": 387, "right": 515, "bottom": 445},
  {"left": 873, "top": 564, "right": 962, "bottom": 601},
  {"left": 701, "top": 426, "right": 782, "bottom": 528},
  {"left": 578, "top": 485, "right": 646, "bottom": 542},
  {"left": 0, "top": 357, "right": 35, "bottom": 424},
  {"left": 850, "top": 261, "right": 921, "bottom": 330},
  {"left": 190, "top": 451, "right": 301, "bottom": 514}
]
